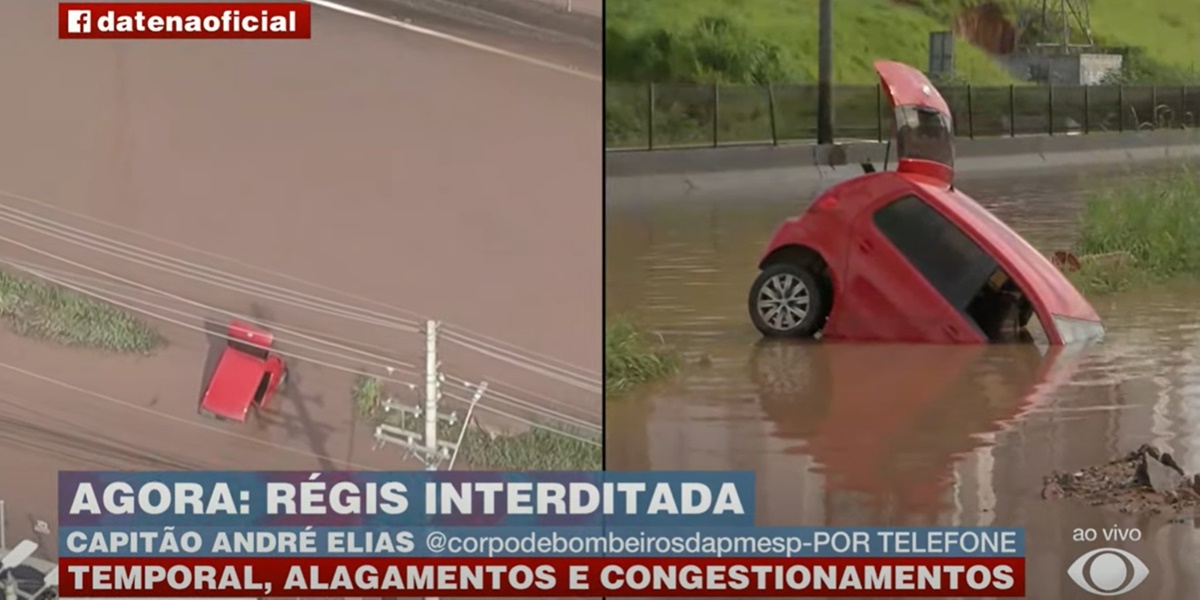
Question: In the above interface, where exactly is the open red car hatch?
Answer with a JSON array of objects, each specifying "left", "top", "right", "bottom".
[{"left": 874, "top": 59, "right": 956, "bottom": 185}]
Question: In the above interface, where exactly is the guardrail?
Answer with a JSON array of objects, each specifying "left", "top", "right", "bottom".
[{"left": 605, "top": 82, "right": 1200, "bottom": 150}]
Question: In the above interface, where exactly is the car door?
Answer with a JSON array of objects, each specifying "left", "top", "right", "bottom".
[
  {"left": 261, "top": 356, "right": 285, "bottom": 409},
  {"left": 840, "top": 193, "right": 986, "bottom": 343}
]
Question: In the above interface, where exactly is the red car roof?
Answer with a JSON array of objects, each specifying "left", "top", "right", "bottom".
[{"left": 201, "top": 344, "right": 267, "bottom": 420}]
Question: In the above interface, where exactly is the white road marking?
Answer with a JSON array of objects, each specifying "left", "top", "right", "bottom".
[{"left": 304, "top": 0, "right": 601, "bottom": 82}]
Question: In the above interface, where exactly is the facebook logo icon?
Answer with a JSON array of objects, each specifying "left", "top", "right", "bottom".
[{"left": 65, "top": 9, "right": 91, "bottom": 33}]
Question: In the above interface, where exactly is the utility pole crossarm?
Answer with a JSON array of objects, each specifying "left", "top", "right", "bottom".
[{"left": 371, "top": 319, "right": 461, "bottom": 470}]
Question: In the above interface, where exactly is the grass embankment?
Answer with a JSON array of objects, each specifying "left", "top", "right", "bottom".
[
  {"left": 605, "top": 317, "right": 678, "bottom": 396},
  {"left": 352, "top": 375, "right": 601, "bottom": 471},
  {"left": 606, "top": 0, "right": 1014, "bottom": 146},
  {"left": 0, "top": 271, "right": 163, "bottom": 353},
  {"left": 605, "top": 0, "right": 1200, "bottom": 147},
  {"left": 1088, "top": 0, "right": 1200, "bottom": 82},
  {"left": 606, "top": 0, "right": 1016, "bottom": 85},
  {"left": 1069, "top": 167, "right": 1200, "bottom": 295},
  {"left": 606, "top": 0, "right": 1199, "bottom": 85}
]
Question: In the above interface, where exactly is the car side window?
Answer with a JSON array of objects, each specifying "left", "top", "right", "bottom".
[{"left": 872, "top": 195, "right": 997, "bottom": 311}]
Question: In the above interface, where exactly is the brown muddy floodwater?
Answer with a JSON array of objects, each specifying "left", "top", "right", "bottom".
[{"left": 606, "top": 168, "right": 1200, "bottom": 599}]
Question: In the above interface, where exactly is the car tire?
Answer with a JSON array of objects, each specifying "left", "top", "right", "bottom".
[{"left": 749, "top": 264, "right": 826, "bottom": 338}]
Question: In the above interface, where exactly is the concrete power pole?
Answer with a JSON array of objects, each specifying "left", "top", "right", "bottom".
[
  {"left": 371, "top": 319, "right": 489, "bottom": 474},
  {"left": 424, "top": 319, "right": 440, "bottom": 466}
]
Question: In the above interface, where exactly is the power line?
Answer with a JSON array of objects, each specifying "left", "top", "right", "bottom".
[
  {"left": 0, "top": 260, "right": 592, "bottom": 422},
  {"left": 0, "top": 188, "right": 601, "bottom": 381},
  {"left": 0, "top": 360, "right": 383, "bottom": 470},
  {"left": 0, "top": 203, "right": 599, "bottom": 393},
  {"left": 0, "top": 256, "right": 599, "bottom": 438},
  {"left": 0, "top": 257, "right": 420, "bottom": 376},
  {"left": 0, "top": 256, "right": 421, "bottom": 391}
]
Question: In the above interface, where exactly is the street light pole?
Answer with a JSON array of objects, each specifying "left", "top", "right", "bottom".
[{"left": 817, "top": 0, "right": 833, "bottom": 144}]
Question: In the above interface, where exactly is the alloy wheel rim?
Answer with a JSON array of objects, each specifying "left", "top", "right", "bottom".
[{"left": 757, "top": 273, "right": 811, "bottom": 331}]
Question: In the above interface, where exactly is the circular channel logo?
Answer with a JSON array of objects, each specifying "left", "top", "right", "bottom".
[{"left": 1067, "top": 547, "right": 1149, "bottom": 596}]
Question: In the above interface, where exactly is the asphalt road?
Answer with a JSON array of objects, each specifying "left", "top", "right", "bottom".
[{"left": 325, "top": 0, "right": 601, "bottom": 75}]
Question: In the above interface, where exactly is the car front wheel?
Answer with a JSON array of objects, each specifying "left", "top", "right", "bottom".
[{"left": 748, "top": 264, "right": 826, "bottom": 338}]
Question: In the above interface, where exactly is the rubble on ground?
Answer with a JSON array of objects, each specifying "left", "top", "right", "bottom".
[{"left": 1042, "top": 444, "right": 1200, "bottom": 515}]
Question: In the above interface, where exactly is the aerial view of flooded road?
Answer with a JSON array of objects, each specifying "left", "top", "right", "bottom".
[{"left": 606, "top": 167, "right": 1200, "bottom": 598}]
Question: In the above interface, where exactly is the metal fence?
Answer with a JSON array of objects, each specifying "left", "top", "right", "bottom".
[{"left": 605, "top": 82, "right": 1200, "bottom": 150}]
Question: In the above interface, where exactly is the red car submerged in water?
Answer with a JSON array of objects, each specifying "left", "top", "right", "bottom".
[
  {"left": 748, "top": 60, "right": 1104, "bottom": 345},
  {"left": 199, "top": 320, "right": 288, "bottom": 422}
]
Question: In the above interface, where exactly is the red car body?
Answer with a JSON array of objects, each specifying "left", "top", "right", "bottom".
[
  {"left": 748, "top": 60, "right": 1104, "bottom": 345},
  {"left": 199, "top": 321, "right": 287, "bottom": 422}
]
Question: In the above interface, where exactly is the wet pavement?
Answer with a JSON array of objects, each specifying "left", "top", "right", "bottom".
[{"left": 605, "top": 167, "right": 1200, "bottom": 598}]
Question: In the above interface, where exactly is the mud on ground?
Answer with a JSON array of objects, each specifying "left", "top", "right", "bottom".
[{"left": 1043, "top": 444, "right": 1200, "bottom": 515}]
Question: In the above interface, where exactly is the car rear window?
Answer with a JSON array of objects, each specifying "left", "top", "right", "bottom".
[
  {"left": 231, "top": 339, "right": 270, "bottom": 359},
  {"left": 872, "top": 195, "right": 997, "bottom": 311}
]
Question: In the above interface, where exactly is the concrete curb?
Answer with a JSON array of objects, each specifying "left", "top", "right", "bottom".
[
  {"left": 606, "top": 130, "right": 1200, "bottom": 202},
  {"left": 606, "top": 129, "right": 1200, "bottom": 176}
]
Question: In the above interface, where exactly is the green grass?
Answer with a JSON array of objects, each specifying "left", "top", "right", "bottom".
[
  {"left": 1068, "top": 166, "right": 1200, "bottom": 295},
  {"left": 452, "top": 426, "right": 601, "bottom": 471},
  {"left": 605, "top": 0, "right": 1017, "bottom": 85},
  {"left": 604, "top": 0, "right": 1200, "bottom": 148},
  {"left": 606, "top": 0, "right": 1200, "bottom": 84},
  {"left": 352, "top": 373, "right": 386, "bottom": 418},
  {"left": 605, "top": 317, "right": 679, "bottom": 396},
  {"left": 353, "top": 375, "right": 600, "bottom": 471},
  {"left": 1090, "top": 0, "right": 1200, "bottom": 82},
  {"left": 0, "top": 270, "right": 163, "bottom": 353}
]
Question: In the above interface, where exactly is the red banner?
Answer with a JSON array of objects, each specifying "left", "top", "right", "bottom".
[
  {"left": 59, "top": 3, "right": 311, "bottom": 39},
  {"left": 59, "top": 556, "right": 1025, "bottom": 597}
]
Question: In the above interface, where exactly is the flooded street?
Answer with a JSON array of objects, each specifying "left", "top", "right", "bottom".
[{"left": 606, "top": 168, "right": 1200, "bottom": 598}]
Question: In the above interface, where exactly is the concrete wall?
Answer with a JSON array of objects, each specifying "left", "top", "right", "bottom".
[
  {"left": 1080, "top": 53, "right": 1124, "bottom": 85},
  {"left": 997, "top": 52, "right": 1123, "bottom": 85}
]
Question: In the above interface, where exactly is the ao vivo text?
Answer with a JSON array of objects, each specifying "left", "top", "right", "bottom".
[
  {"left": 1073, "top": 526, "right": 1143, "bottom": 542},
  {"left": 57, "top": 557, "right": 1025, "bottom": 597},
  {"left": 58, "top": 2, "right": 311, "bottom": 39}
]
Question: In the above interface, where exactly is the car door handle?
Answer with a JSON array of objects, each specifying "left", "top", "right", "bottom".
[
  {"left": 858, "top": 240, "right": 873, "bottom": 252},
  {"left": 943, "top": 324, "right": 959, "bottom": 338}
]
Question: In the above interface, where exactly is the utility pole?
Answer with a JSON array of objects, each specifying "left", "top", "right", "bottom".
[
  {"left": 424, "top": 320, "right": 440, "bottom": 463},
  {"left": 817, "top": 0, "right": 833, "bottom": 145},
  {"left": 372, "top": 320, "right": 455, "bottom": 468},
  {"left": 372, "top": 320, "right": 490, "bottom": 473}
]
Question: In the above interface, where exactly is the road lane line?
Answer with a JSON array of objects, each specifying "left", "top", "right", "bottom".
[{"left": 304, "top": 0, "right": 601, "bottom": 82}]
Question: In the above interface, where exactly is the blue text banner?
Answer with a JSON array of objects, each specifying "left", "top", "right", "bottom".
[{"left": 58, "top": 471, "right": 756, "bottom": 527}]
